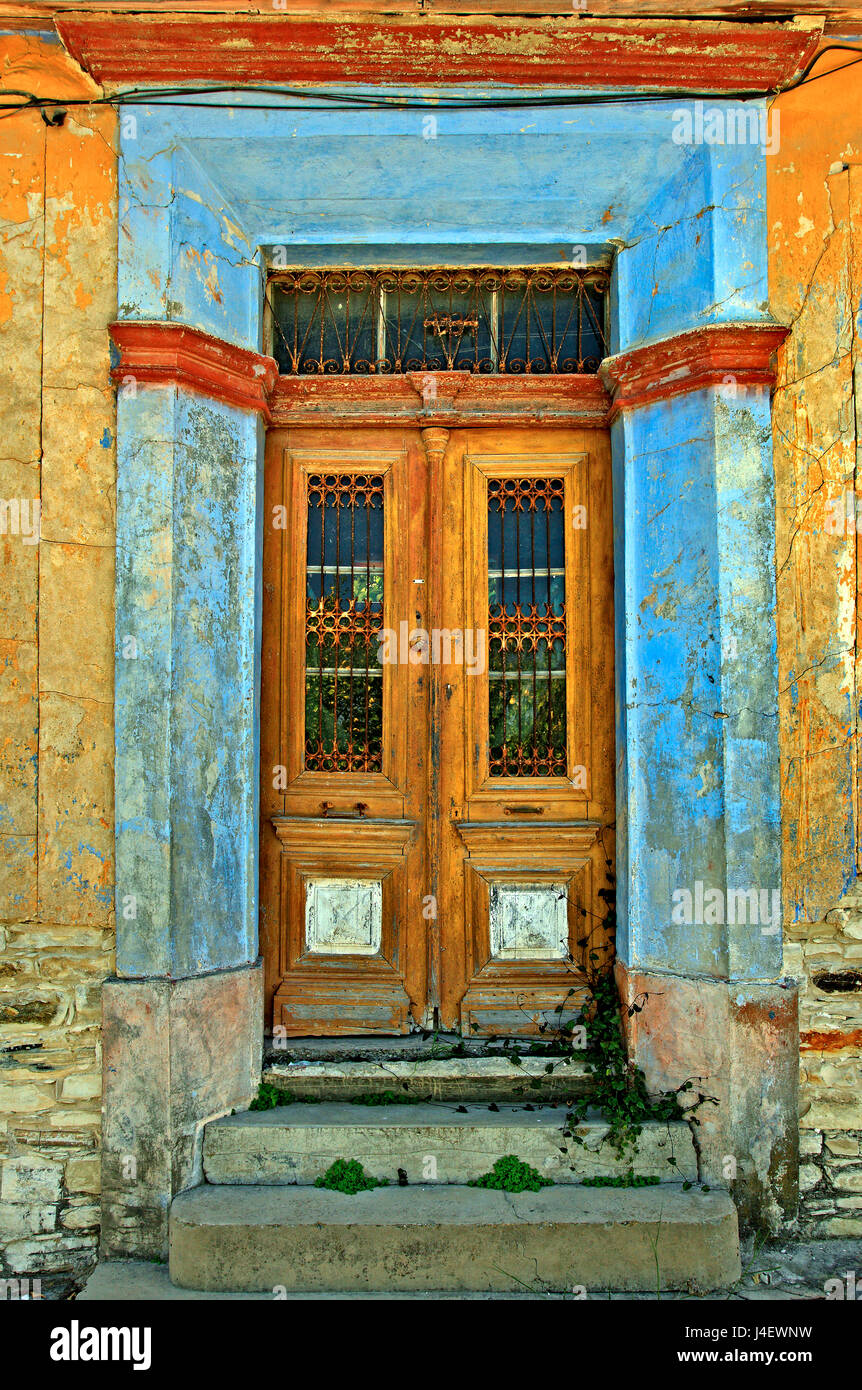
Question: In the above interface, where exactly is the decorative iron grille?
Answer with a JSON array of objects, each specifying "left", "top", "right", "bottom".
[
  {"left": 305, "top": 473, "right": 385, "bottom": 773},
  {"left": 269, "top": 268, "right": 607, "bottom": 376},
  {"left": 488, "top": 477, "right": 567, "bottom": 777}
]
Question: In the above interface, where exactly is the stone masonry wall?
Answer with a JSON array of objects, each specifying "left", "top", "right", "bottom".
[
  {"left": 0, "top": 33, "right": 117, "bottom": 1295},
  {"left": 787, "top": 882, "right": 862, "bottom": 1236}
]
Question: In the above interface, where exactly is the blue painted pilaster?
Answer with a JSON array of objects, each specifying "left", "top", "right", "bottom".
[
  {"left": 612, "top": 383, "right": 781, "bottom": 982},
  {"left": 114, "top": 385, "right": 263, "bottom": 977}
]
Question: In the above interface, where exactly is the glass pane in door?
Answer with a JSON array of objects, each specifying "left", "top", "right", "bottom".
[
  {"left": 305, "top": 472, "right": 385, "bottom": 771},
  {"left": 487, "top": 475, "right": 567, "bottom": 776}
]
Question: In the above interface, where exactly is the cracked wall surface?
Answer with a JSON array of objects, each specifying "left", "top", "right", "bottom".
[
  {"left": 0, "top": 33, "right": 117, "bottom": 1294},
  {"left": 771, "top": 53, "right": 862, "bottom": 1236}
]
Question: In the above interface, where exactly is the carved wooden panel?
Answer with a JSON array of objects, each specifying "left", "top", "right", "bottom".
[
  {"left": 455, "top": 820, "right": 608, "bottom": 1036},
  {"left": 271, "top": 816, "right": 416, "bottom": 1035}
]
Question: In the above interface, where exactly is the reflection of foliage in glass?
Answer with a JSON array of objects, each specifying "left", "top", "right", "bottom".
[
  {"left": 305, "top": 672, "right": 384, "bottom": 772},
  {"left": 304, "top": 481, "right": 385, "bottom": 772},
  {"left": 489, "top": 677, "right": 567, "bottom": 776},
  {"left": 487, "top": 478, "right": 567, "bottom": 777},
  {"left": 489, "top": 635, "right": 565, "bottom": 671}
]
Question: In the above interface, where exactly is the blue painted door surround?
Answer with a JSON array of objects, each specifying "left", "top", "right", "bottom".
[{"left": 113, "top": 91, "right": 781, "bottom": 995}]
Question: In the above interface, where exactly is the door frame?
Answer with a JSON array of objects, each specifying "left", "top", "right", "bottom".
[{"left": 261, "top": 408, "right": 615, "bottom": 1036}]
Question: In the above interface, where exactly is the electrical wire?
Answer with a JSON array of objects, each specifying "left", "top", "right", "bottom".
[{"left": 0, "top": 41, "right": 860, "bottom": 116}]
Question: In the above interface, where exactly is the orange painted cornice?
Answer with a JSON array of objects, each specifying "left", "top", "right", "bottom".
[
  {"left": 600, "top": 322, "right": 790, "bottom": 420},
  {"left": 53, "top": 15, "right": 822, "bottom": 90},
  {"left": 109, "top": 321, "right": 278, "bottom": 420}
]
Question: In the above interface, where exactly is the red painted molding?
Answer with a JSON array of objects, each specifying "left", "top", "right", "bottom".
[
  {"left": 801, "top": 1028, "right": 862, "bottom": 1053},
  {"left": 109, "top": 321, "right": 278, "bottom": 420},
  {"left": 57, "top": 16, "right": 820, "bottom": 89},
  {"left": 268, "top": 371, "right": 610, "bottom": 428},
  {"left": 0, "top": 2, "right": 836, "bottom": 18},
  {"left": 109, "top": 321, "right": 609, "bottom": 424},
  {"left": 600, "top": 322, "right": 790, "bottom": 419}
]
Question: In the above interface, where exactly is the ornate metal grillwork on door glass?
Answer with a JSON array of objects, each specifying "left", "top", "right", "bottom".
[
  {"left": 305, "top": 473, "right": 384, "bottom": 773},
  {"left": 488, "top": 477, "right": 567, "bottom": 777},
  {"left": 270, "top": 269, "right": 607, "bottom": 375}
]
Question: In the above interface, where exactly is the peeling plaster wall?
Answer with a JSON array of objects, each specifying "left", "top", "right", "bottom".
[
  {"left": 0, "top": 33, "right": 117, "bottom": 1293},
  {"left": 771, "top": 54, "right": 862, "bottom": 1236}
]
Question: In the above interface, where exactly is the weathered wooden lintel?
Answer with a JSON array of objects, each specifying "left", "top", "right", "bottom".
[{"left": 56, "top": 14, "right": 823, "bottom": 91}]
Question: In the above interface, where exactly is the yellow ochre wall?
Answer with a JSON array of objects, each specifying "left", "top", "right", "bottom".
[
  {"left": 0, "top": 34, "right": 116, "bottom": 1289},
  {"left": 771, "top": 52, "right": 862, "bottom": 1233}
]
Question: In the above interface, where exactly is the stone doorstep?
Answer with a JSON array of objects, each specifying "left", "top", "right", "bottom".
[
  {"left": 78, "top": 1236, "right": 862, "bottom": 1300},
  {"left": 168, "top": 1183, "right": 741, "bottom": 1294},
  {"left": 262, "top": 1055, "right": 592, "bottom": 1102},
  {"left": 202, "top": 1103, "right": 698, "bottom": 1186}
]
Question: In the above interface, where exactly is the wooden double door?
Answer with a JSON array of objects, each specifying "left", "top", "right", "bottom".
[{"left": 260, "top": 423, "right": 614, "bottom": 1036}]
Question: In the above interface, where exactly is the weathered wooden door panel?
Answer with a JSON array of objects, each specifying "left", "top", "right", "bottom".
[
  {"left": 260, "top": 423, "right": 613, "bottom": 1036},
  {"left": 435, "top": 427, "right": 615, "bottom": 1034},
  {"left": 262, "top": 427, "right": 429, "bottom": 1034}
]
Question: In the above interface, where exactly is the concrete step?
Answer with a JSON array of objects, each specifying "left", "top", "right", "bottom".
[
  {"left": 204, "top": 1103, "right": 698, "bottom": 1186},
  {"left": 262, "top": 1054, "right": 592, "bottom": 1103},
  {"left": 169, "top": 1183, "right": 741, "bottom": 1293}
]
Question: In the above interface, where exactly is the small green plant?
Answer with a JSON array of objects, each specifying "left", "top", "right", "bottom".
[
  {"left": 646, "top": 1207, "right": 665, "bottom": 1299},
  {"left": 314, "top": 1158, "right": 388, "bottom": 1194},
  {"left": 581, "top": 1170, "right": 660, "bottom": 1188},
  {"left": 543, "top": 866, "right": 719, "bottom": 1162},
  {"left": 249, "top": 1081, "right": 322, "bottom": 1110},
  {"left": 468, "top": 1155, "right": 553, "bottom": 1193},
  {"left": 726, "top": 1231, "right": 782, "bottom": 1298},
  {"left": 249, "top": 1081, "right": 295, "bottom": 1110},
  {"left": 565, "top": 969, "right": 691, "bottom": 1160}
]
